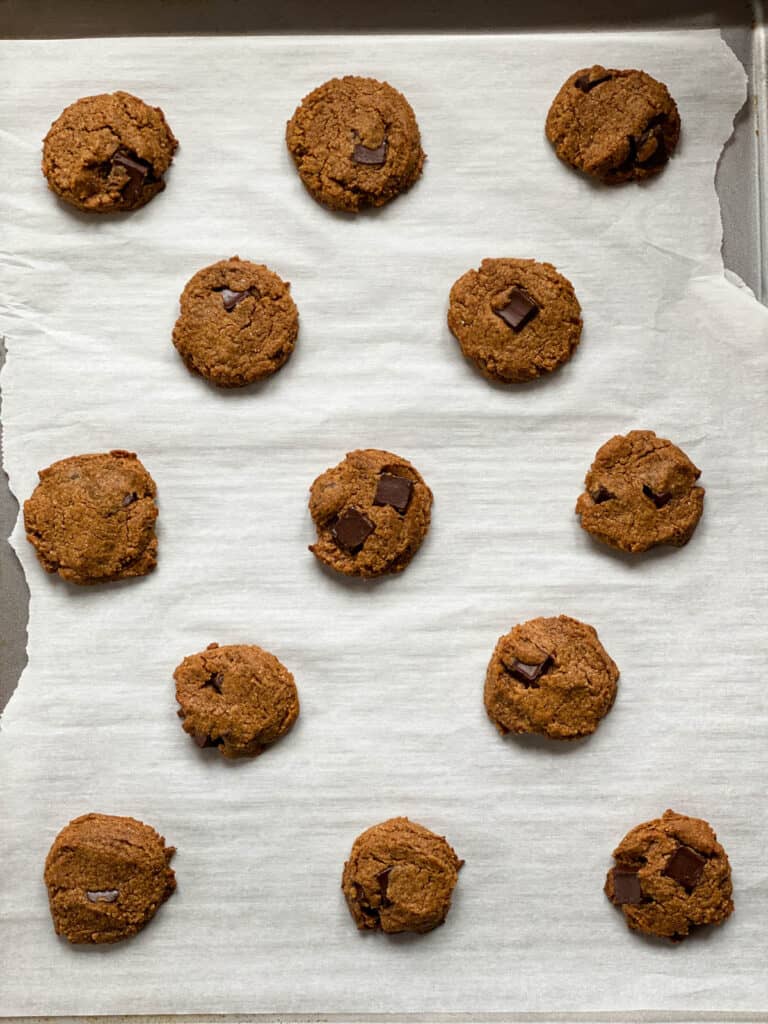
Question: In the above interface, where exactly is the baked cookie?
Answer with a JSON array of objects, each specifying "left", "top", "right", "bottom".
[
  {"left": 44, "top": 813, "right": 176, "bottom": 944},
  {"left": 174, "top": 642, "right": 299, "bottom": 759},
  {"left": 309, "top": 449, "right": 432, "bottom": 578},
  {"left": 42, "top": 91, "right": 177, "bottom": 212},
  {"left": 484, "top": 615, "right": 618, "bottom": 740},
  {"left": 172, "top": 257, "right": 299, "bottom": 388},
  {"left": 23, "top": 450, "right": 158, "bottom": 585},
  {"left": 447, "top": 259, "right": 582, "bottom": 383},
  {"left": 605, "top": 809, "right": 733, "bottom": 941},
  {"left": 286, "top": 75, "right": 424, "bottom": 213},
  {"left": 545, "top": 66, "right": 680, "bottom": 184},
  {"left": 576, "top": 430, "right": 704, "bottom": 554},
  {"left": 342, "top": 817, "right": 463, "bottom": 934}
]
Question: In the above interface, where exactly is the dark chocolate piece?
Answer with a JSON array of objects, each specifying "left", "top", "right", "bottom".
[
  {"left": 635, "top": 114, "right": 669, "bottom": 166},
  {"left": 331, "top": 508, "right": 375, "bottom": 554},
  {"left": 192, "top": 732, "right": 223, "bottom": 749},
  {"left": 86, "top": 889, "right": 119, "bottom": 903},
  {"left": 592, "top": 487, "right": 615, "bottom": 504},
  {"left": 610, "top": 865, "right": 642, "bottom": 906},
  {"left": 112, "top": 150, "right": 150, "bottom": 204},
  {"left": 374, "top": 473, "right": 413, "bottom": 514},
  {"left": 663, "top": 845, "right": 706, "bottom": 890},
  {"left": 122, "top": 492, "right": 138, "bottom": 507},
  {"left": 575, "top": 72, "right": 613, "bottom": 93},
  {"left": 352, "top": 141, "right": 387, "bottom": 166},
  {"left": 376, "top": 867, "right": 392, "bottom": 907},
  {"left": 494, "top": 288, "right": 539, "bottom": 332},
  {"left": 217, "top": 287, "right": 252, "bottom": 312},
  {"left": 507, "top": 655, "right": 553, "bottom": 687},
  {"left": 643, "top": 484, "right": 672, "bottom": 509},
  {"left": 202, "top": 672, "right": 224, "bottom": 694}
]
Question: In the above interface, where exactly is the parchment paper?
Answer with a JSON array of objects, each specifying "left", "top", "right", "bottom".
[{"left": 1, "top": 32, "right": 767, "bottom": 1018}]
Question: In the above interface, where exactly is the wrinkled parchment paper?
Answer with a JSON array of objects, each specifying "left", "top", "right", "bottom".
[{"left": 1, "top": 32, "right": 768, "bottom": 1018}]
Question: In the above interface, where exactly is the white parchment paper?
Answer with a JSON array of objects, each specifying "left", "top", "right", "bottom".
[{"left": 1, "top": 32, "right": 768, "bottom": 1018}]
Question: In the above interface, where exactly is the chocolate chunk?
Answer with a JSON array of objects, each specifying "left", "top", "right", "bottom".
[
  {"left": 610, "top": 865, "right": 642, "bottom": 906},
  {"left": 575, "top": 72, "right": 613, "bottom": 92},
  {"left": 202, "top": 672, "right": 224, "bottom": 694},
  {"left": 618, "top": 121, "right": 669, "bottom": 176},
  {"left": 494, "top": 288, "right": 539, "bottom": 332},
  {"left": 663, "top": 845, "right": 706, "bottom": 890},
  {"left": 374, "top": 473, "right": 413, "bottom": 514},
  {"left": 353, "top": 882, "right": 380, "bottom": 919},
  {"left": 121, "top": 492, "right": 138, "bottom": 508},
  {"left": 192, "top": 731, "right": 223, "bottom": 749},
  {"left": 352, "top": 141, "right": 387, "bottom": 165},
  {"left": 86, "top": 889, "right": 119, "bottom": 903},
  {"left": 216, "top": 287, "right": 252, "bottom": 312},
  {"left": 376, "top": 867, "right": 393, "bottom": 907},
  {"left": 591, "top": 486, "right": 615, "bottom": 504},
  {"left": 507, "top": 655, "right": 553, "bottom": 687},
  {"left": 643, "top": 484, "right": 672, "bottom": 509},
  {"left": 331, "top": 508, "right": 374, "bottom": 554},
  {"left": 112, "top": 149, "right": 150, "bottom": 204},
  {"left": 635, "top": 115, "right": 669, "bottom": 166}
]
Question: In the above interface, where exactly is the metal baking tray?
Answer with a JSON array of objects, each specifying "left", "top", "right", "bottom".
[{"left": 0, "top": 2, "right": 765, "bottom": 1022}]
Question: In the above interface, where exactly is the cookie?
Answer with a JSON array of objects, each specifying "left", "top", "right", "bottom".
[
  {"left": 42, "top": 91, "right": 177, "bottom": 212},
  {"left": 484, "top": 615, "right": 618, "bottom": 740},
  {"left": 309, "top": 449, "right": 432, "bottom": 578},
  {"left": 286, "top": 75, "right": 425, "bottom": 213},
  {"left": 342, "top": 817, "right": 463, "bottom": 934},
  {"left": 174, "top": 642, "right": 299, "bottom": 759},
  {"left": 576, "top": 430, "right": 704, "bottom": 554},
  {"left": 44, "top": 813, "right": 176, "bottom": 944},
  {"left": 545, "top": 66, "right": 680, "bottom": 184},
  {"left": 605, "top": 809, "right": 733, "bottom": 941},
  {"left": 447, "top": 258, "right": 582, "bottom": 383},
  {"left": 172, "top": 257, "right": 299, "bottom": 388},
  {"left": 23, "top": 450, "right": 158, "bottom": 585}
]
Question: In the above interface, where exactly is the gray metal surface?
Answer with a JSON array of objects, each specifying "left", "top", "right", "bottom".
[{"left": 0, "top": 3, "right": 763, "bottom": 732}]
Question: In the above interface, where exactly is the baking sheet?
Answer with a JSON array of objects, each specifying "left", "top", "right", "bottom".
[{"left": 1, "top": 32, "right": 767, "bottom": 1018}]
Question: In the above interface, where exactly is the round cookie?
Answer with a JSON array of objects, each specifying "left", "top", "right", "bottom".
[
  {"left": 545, "top": 66, "right": 680, "bottom": 184},
  {"left": 308, "top": 449, "right": 432, "bottom": 578},
  {"left": 172, "top": 257, "right": 299, "bottom": 387},
  {"left": 484, "top": 615, "right": 618, "bottom": 740},
  {"left": 342, "top": 817, "right": 463, "bottom": 934},
  {"left": 576, "top": 430, "right": 704, "bottom": 554},
  {"left": 174, "top": 642, "right": 299, "bottom": 759},
  {"left": 285, "top": 75, "right": 425, "bottom": 213},
  {"left": 605, "top": 809, "right": 733, "bottom": 941},
  {"left": 447, "top": 258, "right": 582, "bottom": 383},
  {"left": 42, "top": 91, "right": 177, "bottom": 213},
  {"left": 44, "top": 813, "right": 176, "bottom": 944},
  {"left": 23, "top": 450, "right": 158, "bottom": 585}
]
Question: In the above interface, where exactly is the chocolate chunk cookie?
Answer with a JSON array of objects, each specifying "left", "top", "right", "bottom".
[
  {"left": 545, "top": 66, "right": 680, "bottom": 184},
  {"left": 44, "top": 813, "right": 176, "bottom": 944},
  {"left": 172, "top": 257, "right": 299, "bottom": 388},
  {"left": 484, "top": 615, "right": 618, "bottom": 740},
  {"left": 342, "top": 817, "right": 463, "bottom": 934},
  {"left": 448, "top": 259, "right": 582, "bottom": 383},
  {"left": 309, "top": 449, "right": 432, "bottom": 578},
  {"left": 605, "top": 809, "right": 733, "bottom": 941},
  {"left": 576, "top": 430, "right": 704, "bottom": 554},
  {"left": 285, "top": 76, "right": 425, "bottom": 213},
  {"left": 42, "top": 91, "right": 177, "bottom": 212},
  {"left": 174, "top": 642, "right": 299, "bottom": 759},
  {"left": 23, "top": 450, "right": 158, "bottom": 585}
]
